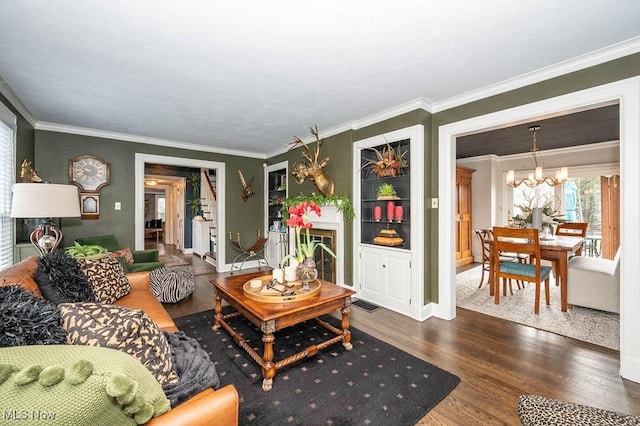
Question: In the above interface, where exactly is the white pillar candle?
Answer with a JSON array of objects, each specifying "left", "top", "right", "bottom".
[
  {"left": 284, "top": 266, "right": 297, "bottom": 282},
  {"left": 272, "top": 268, "right": 284, "bottom": 283}
]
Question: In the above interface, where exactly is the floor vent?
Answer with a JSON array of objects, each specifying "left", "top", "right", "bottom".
[{"left": 352, "top": 299, "right": 382, "bottom": 312}]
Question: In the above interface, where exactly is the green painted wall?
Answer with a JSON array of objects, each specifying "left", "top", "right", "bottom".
[
  {"left": 17, "top": 51, "right": 640, "bottom": 305},
  {"left": 33, "top": 130, "right": 264, "bottom": 263}
]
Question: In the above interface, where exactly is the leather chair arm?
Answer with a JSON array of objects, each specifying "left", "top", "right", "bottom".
[
  {"left": 145, "top": 385, "right": 239, "bottom": 426},
  {"left": 126, "top": 271, "right": 152, "bottom": 291}
]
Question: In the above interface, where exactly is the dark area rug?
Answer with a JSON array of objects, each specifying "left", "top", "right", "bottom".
[{"left": 174, "top": 309, "right": 460, "bottom": 425}]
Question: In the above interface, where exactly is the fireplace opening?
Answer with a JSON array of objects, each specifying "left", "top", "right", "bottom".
[{"left": 308, "top": 229, "right": 336, "bottom": 283}]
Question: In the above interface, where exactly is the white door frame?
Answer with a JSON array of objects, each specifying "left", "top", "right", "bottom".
[
  {"left": 135, "top": 154, "right": 226, "bottom": 271},
  {"left": 438, "top": 77, "right": 640, "bottom": 383}
]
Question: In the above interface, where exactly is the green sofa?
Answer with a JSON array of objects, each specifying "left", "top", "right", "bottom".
[{"left": 75, "top": 235, "right": 164, "bottom": 273}]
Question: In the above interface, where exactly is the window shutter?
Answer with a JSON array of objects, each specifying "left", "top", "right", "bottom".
[{"left": 0, "top": 103, "right": 16, "bottom": 269}]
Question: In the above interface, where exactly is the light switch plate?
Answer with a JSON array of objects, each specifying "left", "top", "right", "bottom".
[
  {"left": 431, "top": 198, "right": 438, "bottom": 208},
  {"left": 114, "top": 202, "right": 121, "bottom": 210}
]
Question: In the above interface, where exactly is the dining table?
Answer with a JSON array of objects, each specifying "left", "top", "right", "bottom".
[{"left": 489, "top": 235, "right": 585, "bottom": 312}]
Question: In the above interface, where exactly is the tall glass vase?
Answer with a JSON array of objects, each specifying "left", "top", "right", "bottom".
[{"left": 296, "top": 257, "right": 318, "bottom": 291}]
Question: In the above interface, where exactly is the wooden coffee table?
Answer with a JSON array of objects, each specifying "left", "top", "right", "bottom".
[{"left": 211, "top": 271, "right": 356, "bottom": 391}]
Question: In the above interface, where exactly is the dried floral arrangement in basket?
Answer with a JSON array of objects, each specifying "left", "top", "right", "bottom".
[{"left": 361, "top": 142, "right": 409, "bottom": 177}]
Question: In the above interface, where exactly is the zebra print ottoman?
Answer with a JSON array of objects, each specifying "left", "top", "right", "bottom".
[{"left": 150, "top": 266, "right": 196, "bottom": 303}]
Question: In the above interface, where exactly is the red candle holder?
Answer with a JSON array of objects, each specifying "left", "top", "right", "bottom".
[
  {"left": 386, "top": 201, "right": 395, "bottom": 221},
  {"left": 373, "top": 205, "right": 382, "bottom": 221},
  {"left": 394, "top": 205, "right": 404, "bottom": 222}
]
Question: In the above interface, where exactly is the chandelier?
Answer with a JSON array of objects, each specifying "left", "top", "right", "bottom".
[{"left": 506, "top": 125, "right": 568, "bottom": 188}]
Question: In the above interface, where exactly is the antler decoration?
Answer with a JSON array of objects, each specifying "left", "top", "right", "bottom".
[
  {"left": 238, "top": 170, "right": 255, "bottom": 202},
  {"left": 289, "top": 125, "right": 335, "bottom": 196}
]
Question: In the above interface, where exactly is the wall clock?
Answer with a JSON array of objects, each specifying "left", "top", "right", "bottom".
[
  {"left": 69, "top": 155, "right": 110, "bottom": 192},
  {"left": 80, "top": 193, "right": 100, "bottom": 220},
  {"left": 69, "top": 155, "right": 110, "bottom": 220}
]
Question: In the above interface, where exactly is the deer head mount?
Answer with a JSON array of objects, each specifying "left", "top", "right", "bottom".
[
  {"left": 289, "top": 125, "right": 335, "bottom": 196},
  {"left": 238, "top": 170, "right": 255, "bottom": 202},
  {"left": 20, "top": 159, "right": 43, "bottom": 183}
]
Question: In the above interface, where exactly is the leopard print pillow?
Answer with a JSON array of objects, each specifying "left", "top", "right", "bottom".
[
  {"left": 77, "top": 255, "right": 130, "bottom": 304},
  {"left": 59, "top": 302, "right": 178, "bottom": 385}
]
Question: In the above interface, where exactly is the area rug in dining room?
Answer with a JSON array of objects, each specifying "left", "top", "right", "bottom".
[
  {"left": 456, "top": 266, "right": 619, "bottom": 350},
  {"left": 174, "top": 309, "right": 460, "bottom": 425},
  {"left": 158, "top": 254, "right": 189, "bottom": 267}
]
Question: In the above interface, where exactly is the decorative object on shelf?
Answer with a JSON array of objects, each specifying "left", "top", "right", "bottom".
[
  {"left": 269, "top": 194, "right": 285, "bottom": 206},
  {"left": 376, "top": 183, "right": 400, "bottom": 200},
  {"left": 373, "top": 206, "right": 382, "bottom": 221},
  {"left": 289, "top": 125, "right": 335, "bottom": 196},
  {"left": 394, "top": 205, "right": 404, "bottom": 222},
  {"left": 238, "top": 170, "right": 255, "bottom": 202},
  {"left": 272, "top": 220, "right": 281, "bottom": 232},
  {"left": 280, "top": 193, "right": 355, "bottom": 221},
  {"left": 361, "top": 142, "right": 409, "bottom": 177},
  {"left": 510, "top": 192, "right": 564, "bottom": 232},
  {"left": 278, "top": 174, "right": 287, "bottom": 191},
  {"left": 10, "top": 183, "right": 81, "bottom": 255},
  {"left": 506, "top": 125, "right": 568, "bottom": 188},
  {"left": 280, "top": 201, "right": 336, "bottom": 284},
  {"left": 20, "top": 159, "right": 44, "bottom": 183},
  {"left": 386, "top": 201, "right": 395, "bottom": 221},
  {"left": 373, "top": 228, "right": 404, "bottom": 247},
  {"left": 69, "top": 155, "right": 110, "bottom": 220}
]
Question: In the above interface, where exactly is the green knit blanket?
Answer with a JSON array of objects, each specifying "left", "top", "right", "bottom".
[{"left": 0, "top": 345, "right": 170, "bottom": 425}]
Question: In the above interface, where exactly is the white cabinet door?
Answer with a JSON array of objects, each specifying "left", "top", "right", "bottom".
[
  {"left": 359, "top": 245, "right": 412, "bottom": 315},
  {"left": 192, "top": 221, "right": 211, "bottom": 257}
]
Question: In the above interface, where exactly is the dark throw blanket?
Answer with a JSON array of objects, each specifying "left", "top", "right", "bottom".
[{"left": 162, "top": 331, "right": 220, "bottom": 407}]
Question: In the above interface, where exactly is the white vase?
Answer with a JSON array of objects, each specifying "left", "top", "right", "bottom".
[{"left": 532, "top": 208, "right": 543, "bottom": 231}]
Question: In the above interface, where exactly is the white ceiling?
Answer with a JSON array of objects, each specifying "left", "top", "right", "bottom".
[{"left": 1, "top": 1, "right": 640, "bottom": 157}]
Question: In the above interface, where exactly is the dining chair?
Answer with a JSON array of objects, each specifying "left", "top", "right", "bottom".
[
  {"left": 555, "top": 222, "right": 589, "bottom": 255},
  {"left": 475, "top": 228, "right": 528, "bottom": 290},
  {"left": 492, "top": 227, "right": 552, "bottom": 314},
  {"left": 549, "top": 222, "right": 589, "bottom": 285}
]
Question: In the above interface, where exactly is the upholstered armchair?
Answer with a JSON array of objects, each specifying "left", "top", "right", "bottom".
[
  {"left": 567, "top": 249, "right": 620, "bottom": 313},
  {"left": 75, "top": 234, "right": 164, "bottom": 273}
]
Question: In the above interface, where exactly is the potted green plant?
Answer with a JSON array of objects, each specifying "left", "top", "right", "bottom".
[
  {"left": 376, "top": 183, "right": 400, "bottom": 200},
  {"left": 186, "top": 172, "right": 202, "bottom": 218},
  {"left": 65, "top": 242, "right": 109, "bottom": 259}
]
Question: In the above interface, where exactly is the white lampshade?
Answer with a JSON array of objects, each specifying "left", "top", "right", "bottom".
[{"left": 10, "top": 183, "right": 81, "bottom": 218}]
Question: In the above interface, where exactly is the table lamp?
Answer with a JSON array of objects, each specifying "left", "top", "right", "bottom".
[{"left": 10, "top": 183, "right": 81, "bottom": 255}]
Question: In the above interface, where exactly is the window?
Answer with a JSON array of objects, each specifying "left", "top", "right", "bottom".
[
  {"left": 0, "top": 102, "right": 16, "bottom": 269},
  {"left": 156, "top": 196, "right": 166, "bottom": 221},
  {"left": 564, "top": 177, "right": 602, "bottom": 233}
]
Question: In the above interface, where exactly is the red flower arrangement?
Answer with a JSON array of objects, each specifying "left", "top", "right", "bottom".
[{"left": 282, "top": 201, "right": 336, "bottom": 265}]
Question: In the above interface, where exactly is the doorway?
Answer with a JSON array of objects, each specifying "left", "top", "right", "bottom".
[
  {"left": 135, "top": 154, "right": 227, "bottom": 272},
  {"left": 438, "top": 78, "right": 640, "bottom": 383}
]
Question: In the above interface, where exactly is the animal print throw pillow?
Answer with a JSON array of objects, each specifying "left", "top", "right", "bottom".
[
  {"left": 58, "top": 302, "right": 179, "bottom": 385},
  {"left": 77, "top": 254, "right": 130, "bottom": 304}
]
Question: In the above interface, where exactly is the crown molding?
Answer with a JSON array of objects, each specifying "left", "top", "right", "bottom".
[
  {"left": 494, "top": 140, "right": 620, "bottom": 162},
  {"left": 431, "top": 36, "right": 640, "bottom": 113},
  {"left": 279, "top": 97, "right": 434, "bottom": 150},
  {"left": 0, "top": 77, "right": 37, "bottom": 127},
  {"left": 35, "top": 121, "right": 267, "bottom": 159},
  {"left": 456, "top": 154, "right": 500, "bottom": 165}
]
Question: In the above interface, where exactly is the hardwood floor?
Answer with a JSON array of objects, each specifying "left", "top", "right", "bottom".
[{"left": 155, "top": 244, "right": 640, "bottom": 425}]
